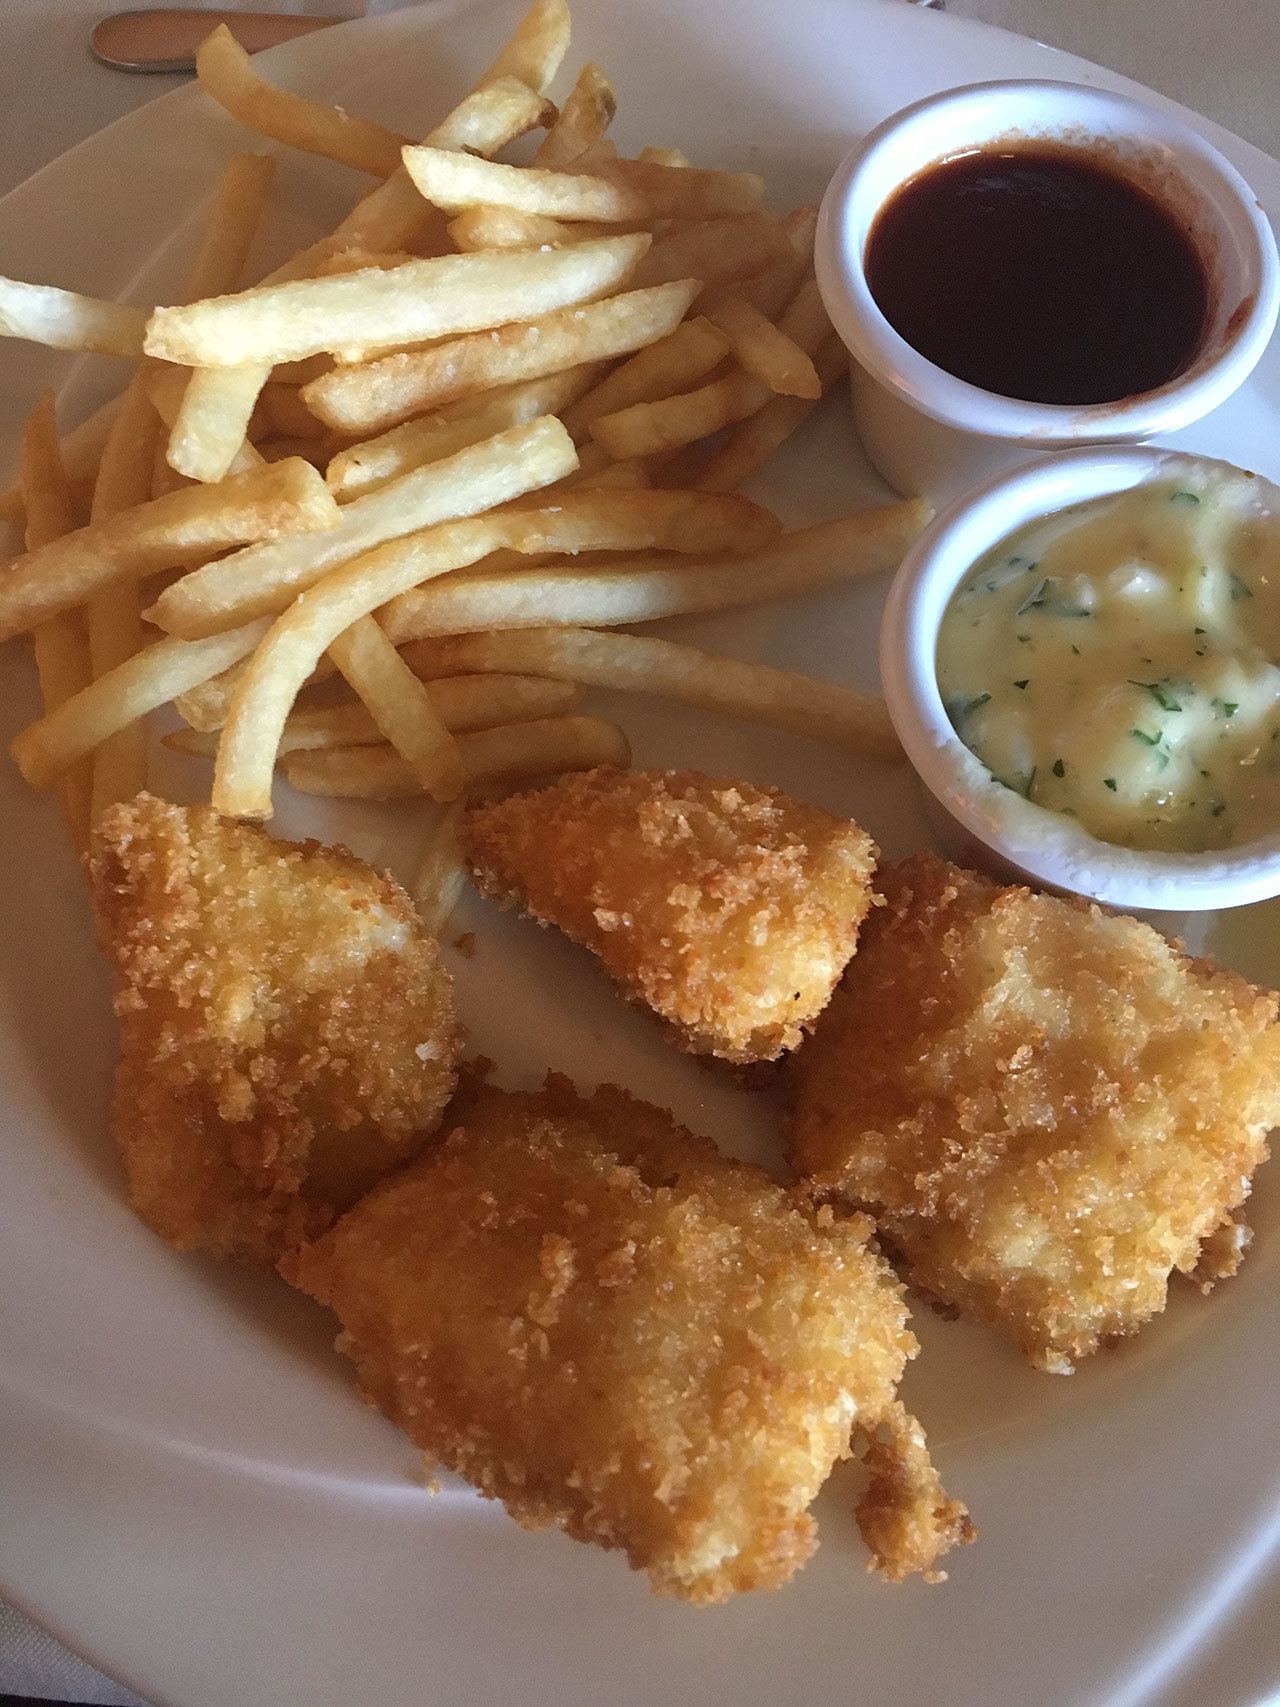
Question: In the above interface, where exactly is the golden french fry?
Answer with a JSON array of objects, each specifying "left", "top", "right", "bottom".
[
  {"left": 385, "top": 503, "right": 930, "bottom": 643},
  {"left": 560, "top": 316, "right": 728, "bottom": 440},
  {"left": 637, "top": 147, "right": 689, "bottom": 169},
  {"left": 588, "top": 372, "right": 760, "bottom": 459},
  {"left": 174, "top": 657, "right": 255, "bottom": 732},
  {"left": 166, "top": 673, "right": 582, "bottom": 755},
  {"left": 413, "top": 802, "right": 467, "bottom": 937},
  {"left": 184, "top": 153, "right": 277, "bottom": 301},
  {"left": 404, "top": 147, "right": 762, "bottom": 223},
  {"left": 532, "top": 63, "right": 617, "bottom": 168},
  {"left": 734, "top": 206, "right": 817, "bottom": 318},
  {"left": 0, "top": 277, "right": 147, "bottom": 358},
  {"left": 144, "top": 234, "right": 650, "bottom": 367},
  {"left": 151, "top": 419, "right": 584, "bottom": 638},
  {"left": 283, "top": 715, "right": 630, "bottom": 799},
  {"left": 498, "top": 485, "right": 780, "bottom": 554},
  {"left": 0, "top": 394, "right": 123, "bottom": 534},
  {"left": 706, "top": 294, "right": 821, "bottom": 398},
  {"left": 446, "top": 205, "right": 633, "bottom": 252},
  {"left": 334, "top": 79, "right": 555, "bottom": 258},
  {"left": 87, "top": 377, "right": 162, "bottom": 818},
  {"left": 631, "top": 211, "right": 789, "bottom": 292},
  {"left": 327, "top": 617, "right": 464, "bottom": 801},
  {"left": 696, "top": 334, "right": 845, "bottom": 492},
  {"left": 166, "top": 364, "right": 272, "bottom": 483},
  {"left": 589, "top": 274, "right": 831, "bottom": 458},
  {"left": 0, "top": 457, "right": 338, "bottom": 642},
  {"left": 150, "top": 434, "right": 189, "bottom": 499},
  {"left": 571, "top": 455, "right": 649, "bottom": 489},
  {"left": 302, "top": 281, "right": 699, "bottom": 435},
  {"left": 469, "top": 0, "right": 570, "bottom": 96},
  {"left": 20, "top": 391, "right": 93, "bottom": 844},
  {"left": 402, "top": 626, "right": 901, "bottom": 760},
  {"left": 10, "top": 619, "right": 270, "bottom": 791},
  {"left": 324, "top": 365, "right": 602, "bottom": 499},
  {"left": 212, "top": 475, "right": 769, "bottom": 817},
  {"left": 196, "top": 26, "right": 410, "bottom": 176},
  {"left": 212, "top": 416, "right": 578, "bottom": 818}
]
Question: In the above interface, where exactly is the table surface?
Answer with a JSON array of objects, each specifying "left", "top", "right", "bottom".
[{"left": 3, "top": 0, "right": 1279, "bottom": 1700}]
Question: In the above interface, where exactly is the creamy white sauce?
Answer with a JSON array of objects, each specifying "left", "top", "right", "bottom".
[{"left": 936, "top": 468, "right": 1280, "bottom": 853}]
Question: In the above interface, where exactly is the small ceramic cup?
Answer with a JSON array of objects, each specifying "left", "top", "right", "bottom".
[
  {"left": 879, "top": 445, "right": 1280, "bottom": 913},
  {"left": 815, "top": 81, "right": 1280, "bottom": 504}
]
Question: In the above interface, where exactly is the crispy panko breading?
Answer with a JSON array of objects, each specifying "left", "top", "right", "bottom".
[
  {"left": 87, "top": 794, "right": 461, "bottom": 1264},
  {"left": 284, "top": 1074, "right": 971, "bottom": 1599},
  {"left": 464, "top": 768, "right": 878, "bottom": 1063},
  {"left": 790, "top": 853, "right": 1280, "bottom": 1373}
]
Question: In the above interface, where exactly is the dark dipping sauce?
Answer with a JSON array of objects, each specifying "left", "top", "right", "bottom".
[{"left": 864, "top": 144, "right": 1212, "bottom": 405}]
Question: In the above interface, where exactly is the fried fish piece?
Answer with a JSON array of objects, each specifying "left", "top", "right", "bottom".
[
  {"left": 790, "top": 853, "right": 1280, "bottom": 1372},
  {"left": 88, "top": 794, "right": 461, "bottom": 1263},
  {"left": 464, "top": 768, "right": 878, "bottom": 1063},
  {"left": 284, "top": 1075, "right": 970, "bottom": 1599}
]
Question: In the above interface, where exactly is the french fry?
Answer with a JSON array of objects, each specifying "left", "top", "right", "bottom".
[
  {"left": 212, "top": 416, "right": 579, "bottom": 818},
  {"left": 0, "top": 457, "right": 338, "bottom": 642},
  {"left": 631, "top": 211, "right": 789, "bottom": 291},
  {"left": 560, "top": 316, "right": 728, "bottom": 440},
  {"left": 10, "top": 619, "right": 271, "bottom": 791},
  {"left": 334, "top": 78, "right": 555, "bottom": 258},
  {"left": 637, "top": 147, "right": 689, "bottom": 169},
  {"left": 167, "top": 673, "right": 582, "bottom": 755},
  {"left": 327, "top": 617, "right": 464, "bottom": 801},
  {"left": 196, "top": 26, "right": 410, "bottom": 177},
  {"left": 282, "top": 715, "right": 630, "bottom": 799},
  {"left": 302, "top": 281, "right": 699, "bottom": 435},
  {"left": 20, "top": 392, "right": 93, "bottom": 844},
  {"left": 589, "top": 274, "right": 831, "bottom": 458},
  {"left": 166, "top": 364, "right": 272, "bottom": 483},
  {"left": 0, "top": 277, "right": 147, "bottom": 358},
  {"left": 446, "top": 205, "right": 631, "bottom": 251},
  {"left": 532, "top": 63, "right": 617, "bottom": 168},
  {"left": 144, "top": 234, "right": 651, "bottom": 367},
  {"left": 401, "top": 627, "right": 901, "bottom": 760},
  {"left": 588, "top": 371, "right": 761, "bottom": 459},
  {"left": 571, "top": 455, "right": 649, "bottom": 489},
  {"left": 0, "top": 394, "right": 122, "bottom": 536},
  {"left": 705, "top": 294, "right": 821, "bottom": 398},
  {"left": 174, "top": 657, "right": 255, "bottom": 732},
  {"left": 213, "top": 478, "right": 773, "bottom": 819},
  {"left": 150, "top": 420, "right": 586, "bottom": 638},
  {"left": 384, "top": 504, "right": 930, "bottom": 643},
  {"left": 324, "top": 365, "right": 603, "bottom": 499},
  {"left": 183, "top": 153, "right": 277, "bottom": 302},
  {"left": 498, "top": 486, "right": 780, "bottom": 554},
  {"left": 695, "top": 334, "right": 845, "bottom": 491},
  {"left": 469, "top": 0, "right": 571, "bottom": 96},
  {"left": 86, "top": 376, "right": 162, "bottom": 817},
  {"left": 413, "top": 803, "right": 467, "bottom": 937},
  {"left": 404, "top": 147, "right": 762, "bottom": 223}
]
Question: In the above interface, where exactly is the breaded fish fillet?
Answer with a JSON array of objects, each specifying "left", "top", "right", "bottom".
[
  {"left": 464, "top": 768, "right": 878, "bottom": 1063},
  {"left": 284, "top": 1075, "right": 971, "bottom": 1599},
  {"left": 88, "top": 795, "right": 460, "bottom": 1264},
  {"left": 790, "top": 853, "right": 1280, "bottom": 1372}
]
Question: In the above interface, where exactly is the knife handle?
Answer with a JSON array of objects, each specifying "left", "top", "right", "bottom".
[{"left": 91, "top": 8, "right": 346, "bottom": 74}]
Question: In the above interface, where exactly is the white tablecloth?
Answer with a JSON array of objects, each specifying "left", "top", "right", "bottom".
[{"left": 2, "top": 0, "right": 1278, "bottom": 1699}]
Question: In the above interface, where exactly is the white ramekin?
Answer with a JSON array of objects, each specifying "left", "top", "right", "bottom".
[
  {"left": 816, "top": 81, "right": 1280, "bottom": 504},
  {"left": 880, "top": 446, "right": 1280, "bottom": 913}
]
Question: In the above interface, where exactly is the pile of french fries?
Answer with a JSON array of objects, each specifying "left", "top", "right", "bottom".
[{"left": 0, "top": 0, "right": 929, "bottom": 931}]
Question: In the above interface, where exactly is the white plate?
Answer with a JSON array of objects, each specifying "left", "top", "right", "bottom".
[{"left": 2, "top": 3, "right": 1278, "bottom": 1703}]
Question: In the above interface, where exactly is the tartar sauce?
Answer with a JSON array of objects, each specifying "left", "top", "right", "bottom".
[{"left": 936, "top": 468, "right": 1280, "bottom": 853}]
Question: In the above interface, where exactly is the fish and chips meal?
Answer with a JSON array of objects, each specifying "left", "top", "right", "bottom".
[{"left": 0, "top": 0, "right": 1275, "bottom": 1604}]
